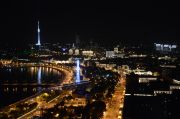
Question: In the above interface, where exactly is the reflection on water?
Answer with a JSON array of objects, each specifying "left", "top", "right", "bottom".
[
  {"left": 37, "top": 67, "right": 42, "bottom": 92},
  {"left": 0, "top": 67, "right": 62, "bottom": 108}
]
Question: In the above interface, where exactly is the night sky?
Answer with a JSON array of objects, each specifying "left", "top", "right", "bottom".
[{"left": 1, "top": 1, "right": 180, "bottom": 47}]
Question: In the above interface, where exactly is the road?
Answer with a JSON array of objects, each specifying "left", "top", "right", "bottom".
[
  {"left": 18, "top": 90, "right": 72, "bottom": 119},
  {"left": 0, "top": 63, "right": 74, "bottom": 119},
  {"left": 18, "top": 81, "right": 91, "bottom": 119},
  {"left": 16, "top": 64, "right": 73, "bottom": 119},
  {"left": 103, "top": 71, "right": 126, "bottom": 119}
]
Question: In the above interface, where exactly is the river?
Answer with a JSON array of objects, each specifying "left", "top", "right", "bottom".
[{"left": 0, "top": 66, "right": 63, "bottom": 108}]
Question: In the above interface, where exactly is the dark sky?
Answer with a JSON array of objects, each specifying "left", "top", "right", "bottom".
[{"left": 1, "top": 1, "right": 180, "bottom": 47}]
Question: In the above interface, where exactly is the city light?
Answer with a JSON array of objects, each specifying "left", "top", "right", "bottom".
[
  {"left": 76, "top": 59, "right": 80, "bottom": 83},
  {"left": 1, "top": 5, "right": 180, "bottom": 119}
]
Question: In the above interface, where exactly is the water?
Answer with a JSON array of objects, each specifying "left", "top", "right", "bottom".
[{"left": 0, "top": 66, "right": 62, "bottom": 108}]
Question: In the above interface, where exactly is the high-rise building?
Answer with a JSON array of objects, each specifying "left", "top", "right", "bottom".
[
  {"left": 154, "top": 43, "right": 177, "bottom": 53},
  {"left": 75, "top": 34, "right": 80, "bottom": 47},
  {"left": 76, "top": 34, "right": 80, "bottom": 44}
]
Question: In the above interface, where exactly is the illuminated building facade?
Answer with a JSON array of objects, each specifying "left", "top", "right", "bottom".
[
  {"left": 154, "top": 43, "right": 177, "bottom": 53},
  {"left": 106, "top": 51, "right": 115, "bottom": 58}
]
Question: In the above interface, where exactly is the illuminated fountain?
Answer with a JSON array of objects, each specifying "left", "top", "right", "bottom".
[{"left": 75, "top": 59, "right": 80, "bottom": 83}]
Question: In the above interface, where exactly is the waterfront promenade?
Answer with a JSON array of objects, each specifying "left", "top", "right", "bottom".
[{"left": 0, "top": 62, "right": 74, "bottom": 118}]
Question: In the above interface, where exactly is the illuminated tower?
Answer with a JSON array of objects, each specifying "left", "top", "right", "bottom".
[{"left": 36, "top": 21, "right": 41, "bottom": 46}]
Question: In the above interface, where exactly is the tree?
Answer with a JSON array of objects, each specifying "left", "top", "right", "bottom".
[{"left": 90, "top": 101, "right": 106, "bottom": 119}]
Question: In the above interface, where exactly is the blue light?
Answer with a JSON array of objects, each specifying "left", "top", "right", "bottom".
[
  {"left": 37, "top": 67, "right": 42, "bottom": 92},
  {"left": 76, "top": 59, "right": 80, "bottom": 83},
  {"left": 37, "top": 67, "right": 42, "bottom": 84}
]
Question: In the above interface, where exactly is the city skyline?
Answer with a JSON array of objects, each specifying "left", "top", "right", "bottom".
[
  {"left": 1, "top": 1, "right": 180, "bottom": 48},
  {"left": 0, "top": 2, "right": 180, "bottom": 117}
]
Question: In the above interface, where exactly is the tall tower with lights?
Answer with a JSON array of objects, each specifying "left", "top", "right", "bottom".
[{"left": 36, "top": 21, "right": 41, "bottom": 46}]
